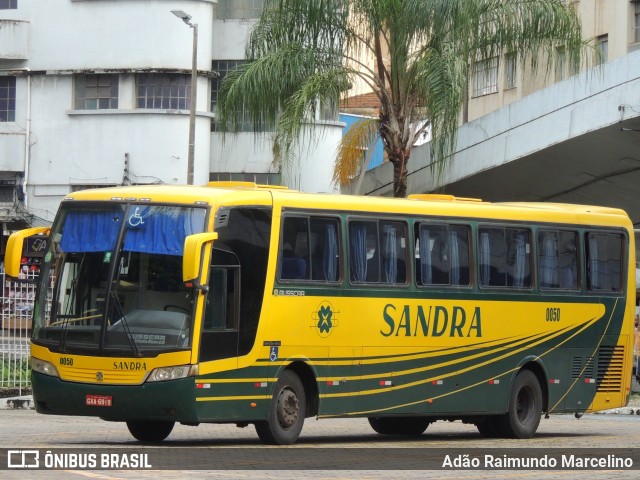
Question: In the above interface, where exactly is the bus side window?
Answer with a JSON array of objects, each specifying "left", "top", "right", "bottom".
[
  {"left": 480, "top": 227, "right": 531, "bottom": 288},
  {"left": 309, "top": 217, "right": 340, "bottom": 282},
  {"left": 349, "top": 220, "right": 377, "bottom": 283},
  {"left": 279, "top": 217, "right": 310, "bottom": 280},
  {"left": 416, "top": 223, "right": 470, "bottom": 287},
  {"left": 479, "top": 227, "right": 507, "bottom": 287},
  {"left": 349, "top": 219, "right": 407, "bottom": 285},
  {"left": 587, "top": 232, "right": 624, "bottom": 292},
  {"left": 380, "top": 221, "right": 407, "bottom": 284},
  {"left": 538, "top": 230, "right": 579, "bottom": 290},
  {"left": 505, "top": 228, "right": 531, "bottom": 288}
]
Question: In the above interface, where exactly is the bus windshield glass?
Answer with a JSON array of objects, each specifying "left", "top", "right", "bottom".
[{"left": 32, "top": 204, "right": 208, "bottom": 355}]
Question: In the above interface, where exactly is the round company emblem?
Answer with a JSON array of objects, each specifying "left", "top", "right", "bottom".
[
  {"left": 96, "top": 371, "right": 104, "bottom": 381},
  {"left": 311, "top": 301, "right": 339, "bottom": 338}
]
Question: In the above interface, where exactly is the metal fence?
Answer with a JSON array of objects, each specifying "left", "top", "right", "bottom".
[{"left": 0, "top": 266, "right": 36, "bottom": 394}]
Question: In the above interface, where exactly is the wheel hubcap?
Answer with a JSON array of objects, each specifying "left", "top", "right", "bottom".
[{"left": 276, "top": 387, "right": 299, "bottom": 429}]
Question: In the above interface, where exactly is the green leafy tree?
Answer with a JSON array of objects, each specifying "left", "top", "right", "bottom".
[{"left": 217, "top": 0, "right": 592, "bottom": 197}]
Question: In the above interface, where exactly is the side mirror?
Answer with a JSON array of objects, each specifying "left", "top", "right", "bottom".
[
  {"left": 183, "top": 232, "right": 218, "bottom": 284},
  {"left": 5, "top": 227, "right": 50, "bottom": 278}
]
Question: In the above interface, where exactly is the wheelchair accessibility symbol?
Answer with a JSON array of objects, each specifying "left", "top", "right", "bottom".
[
  {"left": 269, "top": 346, "right": 279, "bottom": 362},
  {"left": 128, "top": 207, "right": 145, "bottom": 227}
]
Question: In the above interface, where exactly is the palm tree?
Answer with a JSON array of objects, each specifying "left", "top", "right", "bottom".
[{"left": 217, "top": 0, "right": 591, "bottom": 198}]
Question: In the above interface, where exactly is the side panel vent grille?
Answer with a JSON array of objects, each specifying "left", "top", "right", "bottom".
[
  {"left": 571, "top": 356, "right": 594, "bottom": 378},
  {"left": 596, "top": 346, "right": 624, "bottom": 393}
]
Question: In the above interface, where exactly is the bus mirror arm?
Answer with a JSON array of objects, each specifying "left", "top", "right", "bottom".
[{"left": 183, "top": 232, "right": 219, "bottom": 284}]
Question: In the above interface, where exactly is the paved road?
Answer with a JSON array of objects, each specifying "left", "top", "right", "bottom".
[{"left": 1, "top": 409, "right": 640, "bottom": 479}]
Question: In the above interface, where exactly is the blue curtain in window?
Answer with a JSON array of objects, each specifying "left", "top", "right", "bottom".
[
  {"left": 350, "top": 224, "right": 367, "bottom": 282},
  {"left": 124, "top": 207, "right": 203, "bottom": 255},
  {"left": 449, "top": 230, "right": 460, "bottom": 285},
  {"left": 419, "top": 228, "right": 432, "bottom": 285},
  {"left": 540, "top": 233, "right": 558, "bottom": 288},
  {"left": 60, "top": 210, "right": 124, "bottom": 252},
  {"left": 513, "top": 232, "right": 527, "bottom": 287},
  {"left": 480, "top": 232, "right": 491, "bottom": 286},
  {"left": 323, "top": 223, "right": 338, "bottom": 281},
  {"left": 383, "top": 225, "right": 397, "bottom": 284}
]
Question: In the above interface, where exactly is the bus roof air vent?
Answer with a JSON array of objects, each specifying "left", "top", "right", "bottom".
[
  {"left": 207, "top": 181, "right": 289, "bottom": 191},
  {"left": 208, "top": 181, "right": 258, "bottom": 189},
  {"left": 407, "top": 194, "right": 483, "bottom": 203}
]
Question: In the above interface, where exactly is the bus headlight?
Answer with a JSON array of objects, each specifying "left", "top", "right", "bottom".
[
  {"left": 146, "top": 364, "right": 197, "bottom": 382},
  {"left": 30, "top": 357, "right": 59, "bottom": 378}
]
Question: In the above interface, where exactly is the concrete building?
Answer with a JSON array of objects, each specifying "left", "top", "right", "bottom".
[{"left": 0, "top": 0, "right": 342, "bottom": 249}]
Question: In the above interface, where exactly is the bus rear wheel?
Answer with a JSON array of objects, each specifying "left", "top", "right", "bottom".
[
  {"left": 126, "top": 420, "right": 175, "bottom": 442},
  {"left": 498, "top": 369, "right": 542, "bottom": 439},
  {"left": 255, "top": 370, "right": 306, "bottom": 445},
  {"left": 368, "top": 416, "right": 430, "bottom": 436}
]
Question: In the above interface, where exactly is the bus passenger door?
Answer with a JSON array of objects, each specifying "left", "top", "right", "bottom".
[{"left": 199, "top": 249, "right": 240, "bottom": 362}]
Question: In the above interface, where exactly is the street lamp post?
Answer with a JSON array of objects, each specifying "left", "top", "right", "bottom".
[{"left": 171, "top": 10, "right": 198, "bottom": 185}]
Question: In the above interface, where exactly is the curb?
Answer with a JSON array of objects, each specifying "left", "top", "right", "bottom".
[
  {"left": 598, "top": 407, "right": 640, "bottom": 415},
  {"left": 0, "top": 396, "right": 34, "bottom": 410}
]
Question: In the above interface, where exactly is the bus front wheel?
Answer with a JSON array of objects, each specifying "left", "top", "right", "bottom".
[
  {"left": 498, "top": 369, "right": 542, "bottom": 438},
  {"left": 126, "top": 420, "right": 175, "bottom": 442},
  {"left": 255, "top": 370, "right": 306, "bottom": 445},
  {"left": 368, "top": 416, "right": 430, "bottom": 436}
]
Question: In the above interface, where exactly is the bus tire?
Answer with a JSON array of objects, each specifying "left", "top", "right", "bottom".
[
  {"left": 126, "top": 420, "right": 174, "bottom": 442},
  {"left": 368, "top": 416, "right": 430, "bottom": 436},
  {"left": 498, "top": 369, "right": 542, "bottom": 439},
  {"left": 255, "top": 370, "right": 306, "bottom": 445}
]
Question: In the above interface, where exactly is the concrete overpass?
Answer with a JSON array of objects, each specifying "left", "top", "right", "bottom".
[{"left": 361, "top": 49, "right": 640, "bottom": 228}]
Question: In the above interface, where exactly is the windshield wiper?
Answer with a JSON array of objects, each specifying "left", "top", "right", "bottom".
[{"left": 110, "top": 288, "right": 142, "bottom": 357}]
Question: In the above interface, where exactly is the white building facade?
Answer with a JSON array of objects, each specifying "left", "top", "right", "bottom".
[{"left": 0, "top": 0, "right": 342, "bottom": 241}]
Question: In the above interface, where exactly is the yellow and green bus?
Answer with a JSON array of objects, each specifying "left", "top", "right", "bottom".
[{"left": 6, "top": 182, "right": 635, "bottom": 444}]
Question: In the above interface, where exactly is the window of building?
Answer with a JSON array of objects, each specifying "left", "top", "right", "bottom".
[
  {"left": 472, "top": 56, "right": 499, "bottom": 97},
  {"left": 586, "top": 232, "right": 623, "bottom": 292},
  {"left": 0, "top": 77, "right": 16, "bottom": 122},
  {"left": 279, "top": 215, "right": 341, "bottom": 282},
  {"left": 70, "top": 184, "right": 117, "bottom": 193},
  {"left": 478, "top": 226, "right": 532, "bottom": 288},
  {"left": 416, "top": 223, "right": 471, "bottom": 287},
  {"left": 211, "top": 60, "right": 256, "bottom": 132},
  {"left": 217, "top": 0, "right": 264, "bottom": 19},
  {"left": 0, "top": 0, "right": 17, "bottom": 9},
  {"left": 537, "top": 230, "right": 579, "bottom": 290},
  {"left": 210, "top": 172, "right": 282, "bottom": 185},
  {"left": 597, "top": 34, "right": 608, "bottom": 64},
  {"left": 348, "top": 219, "right": 408, "bottom": 285},
  {"left": 504, "top": 52, "right": 517, "bottom": 90},
  {"left": 74, "top": 74, "right": 119, "bottom": 110},
  {"left": 136, "top": 73, "right": 191, "bottom": 109},
  {"left": 635, "top": 2, "right": 640, "bottom": 43},
  {"left": 555, "top": 47, "right": 566, "bottom": 82}
]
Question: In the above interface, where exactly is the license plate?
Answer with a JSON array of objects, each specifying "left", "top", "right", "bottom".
[{"left": 85, "top": 394, "right": 112, "bottom": 407}]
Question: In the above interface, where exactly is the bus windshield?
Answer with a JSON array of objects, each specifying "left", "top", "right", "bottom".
[{"left": 32, "top": 204, "right": 208, "bottom": 356}]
